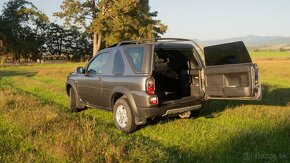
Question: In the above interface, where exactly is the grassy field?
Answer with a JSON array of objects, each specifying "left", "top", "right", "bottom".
[
  {"left": 0, "top": 52, "right": 289, "bottom": 162},
  {"left": 250, "top": 51, "right": 290, "bottom": 61}
]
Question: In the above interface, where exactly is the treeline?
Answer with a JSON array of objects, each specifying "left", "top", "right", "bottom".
[{"left": 0, "top": 0, "right": 166, "bottom": 62}]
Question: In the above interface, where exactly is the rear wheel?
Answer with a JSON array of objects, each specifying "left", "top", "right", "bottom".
[{"left": 113, "top": 98, "right": 137, "bottom": 134}]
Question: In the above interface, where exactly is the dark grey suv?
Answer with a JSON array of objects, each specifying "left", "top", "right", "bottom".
[{"left": 66, "top": 38, "right": 261, "bottom": 133}]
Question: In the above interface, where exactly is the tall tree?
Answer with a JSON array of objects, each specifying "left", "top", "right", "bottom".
[
  {"left": 45, "top": 23, "right": 66, "bottom": 56},
  {"left": 0, "top": 0, "right": 48, "bottom": 61},
  {"left": 44, "top": 23, "right": 92, "bottom": 61},
  {"left": 55, "top": 0, "right": 167, "bottom": 56},
  {"left": 95, "top": 0, "right": 167, "bottom": 46},
  {"left": 54, "top": 0, "right": 100, "bottom": 56},
  {"left": 0, "top": 17, "right": 5, "bottom": 55}
]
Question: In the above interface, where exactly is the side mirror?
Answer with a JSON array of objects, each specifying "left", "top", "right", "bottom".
[{"left": 76, "top": 67, "right": 85, "bottom": 74}]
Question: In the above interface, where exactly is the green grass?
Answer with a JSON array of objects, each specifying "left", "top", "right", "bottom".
[
  {"left": 0, "top": 53, "right": 289, "bottom": 162},
  {"left": 251, "top": 51, "right": 290, "bottom": 61}
]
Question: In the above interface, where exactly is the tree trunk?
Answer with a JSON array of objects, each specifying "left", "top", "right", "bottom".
[
  {"left": 96, "top": 33, "right": 102, "bottom": 52},
  {"left": 93, "top": 32, "right": 102, "bottom": 57},
  {"left": 93, "top": 32, "right": 97, "bottom": 56},
  {"left": 92, "top": 0, "right": 101, "bottom": 57}
]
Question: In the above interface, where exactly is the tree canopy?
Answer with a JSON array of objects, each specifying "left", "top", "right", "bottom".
[
  {"left": 55, "top": 0, "right": 167, "bottom": 56},
  {"left": 0, "top": 0, "right": 93, "bottom": 62},
  {"left": 0, "top": 0, "right": 48, "bottom": 61},
  {"left": 95, "top": 0, "right": 167, "bottom": 46},
  {"left": 0, "top": 0, "right": 167, "bottom": 62}
]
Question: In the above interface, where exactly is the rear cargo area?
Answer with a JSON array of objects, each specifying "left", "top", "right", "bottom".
[{"left": 153, "top": 47, "right": 203, "bottom": 102}]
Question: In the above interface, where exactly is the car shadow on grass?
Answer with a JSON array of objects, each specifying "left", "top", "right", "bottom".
[
  {"left": 201, "top": 84, "right": 290, "bottom": 118},
  {"left": 137, "top": 84, "right": 290, "bottom": 161},
  {"left": 139, "top": 122, "right": 290, "bottom": 162},
  {"left": 133, "top": 108, "right": 290, "bottom": 162}
]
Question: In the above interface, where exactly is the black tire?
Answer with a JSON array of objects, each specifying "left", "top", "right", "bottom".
[
  {"left": 70, "top": 88, "right": 79, "bottom": 112},
  {"left": 113, "top": 98, "right": 137, "bottom": 134}
]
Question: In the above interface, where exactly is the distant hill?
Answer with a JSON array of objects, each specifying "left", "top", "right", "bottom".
[{"left": 195, "top": 35, "right": 290, "bottom": 47}]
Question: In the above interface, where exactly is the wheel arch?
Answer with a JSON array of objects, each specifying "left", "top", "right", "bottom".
[
  {"left": 109, "top": 86, "right": 139, "bottom": 116},
  {"left": 111, "top": 93, "right": 125, "bottom": 110},
  {"left": 66, "top": 80, "right": 83, "bottom": 108},
  {"left": 110, "top": 87, "right": 146, "bottom": 126},
  {"left": 66, "top": 83, "right": 72, "bottom": 96}
]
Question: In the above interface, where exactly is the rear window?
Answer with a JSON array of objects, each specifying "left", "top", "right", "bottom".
[{"left": 124, "top": 44, "right": 153, "bottom": 73}]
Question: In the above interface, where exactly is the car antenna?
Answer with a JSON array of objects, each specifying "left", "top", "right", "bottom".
[{"left": 137, "top": 31, "right": 145, "bottom": 43}]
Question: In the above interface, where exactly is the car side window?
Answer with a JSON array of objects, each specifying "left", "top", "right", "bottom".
[
  {"left": 126, "top": 47, "right": 144, "bottom": 72},
  {"left": 112, "top": 50, "right": 125, "bottom": 75},
  {"left": 87, "top": 52, "right": 110, "bottom": 75}
]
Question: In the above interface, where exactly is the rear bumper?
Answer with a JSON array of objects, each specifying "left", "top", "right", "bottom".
[{"left": 137, "top": 99, "right": 204, "bottom": 119}]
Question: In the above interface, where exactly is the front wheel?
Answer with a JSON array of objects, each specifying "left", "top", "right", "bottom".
[
  {"left": 69, "top": 88, "right": 86, "bottom": 112},
  {"left": 113, "top": 98, "right": 137, "bottom": 134},
  {"left": 70, "top": 88, "right": 78, "bottom": 112}
]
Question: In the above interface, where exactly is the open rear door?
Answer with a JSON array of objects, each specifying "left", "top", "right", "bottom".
[{"left": 203, "top": 41, "right": 261, "bottom": 100}]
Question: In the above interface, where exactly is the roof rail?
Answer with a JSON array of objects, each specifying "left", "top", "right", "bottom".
[
  {"left": 107, "top": 39, "right": 155, "bottom": 48},
  {"left": 106, "top": 38, "right": 203, "bottom": 53},
  {"left": 155, "top": 38, "right": 192, "bottom": 42},
  {"left": 117, "top": 41, "right": 137, "bottom": 46}
]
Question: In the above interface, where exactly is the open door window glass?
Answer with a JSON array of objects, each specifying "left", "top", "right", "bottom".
[
  {"left": 204, "top": 41, "right": 252, "bottom": 66},
  {"left": 203, "top": 41, "right": 261, "bottom": 100}
]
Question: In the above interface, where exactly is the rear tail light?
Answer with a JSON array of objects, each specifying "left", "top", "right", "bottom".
[
  {"left": 254, "top": 64, "right": 259, "bottom": 85},
  {"left": 146, "top": 79, "right": 158, "bottom": 104},
  {"left": 149, "top": 96, "right": 158, "bottom": 105},
  {"left": 146, "top": 79, "right": 155, "bottom": 95}
]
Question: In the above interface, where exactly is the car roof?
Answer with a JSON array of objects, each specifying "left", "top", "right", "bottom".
[
  {"left": 106, "top": 38, "right": 195, "bottom": 50},
  {"left": 154, "top": 42, "right": 193, "bottom": 49}
]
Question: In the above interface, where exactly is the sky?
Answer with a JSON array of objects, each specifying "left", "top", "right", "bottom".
[{"left": 1, "top": 0, "right": 290, "bottom": 40}]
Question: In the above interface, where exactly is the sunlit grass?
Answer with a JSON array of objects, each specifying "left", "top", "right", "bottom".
[
  {"left": 0, "top": 53, "right": 289, "bottom": 162},
  {"left": 251, "top": 51, "right": 290, "bottom": 61}
]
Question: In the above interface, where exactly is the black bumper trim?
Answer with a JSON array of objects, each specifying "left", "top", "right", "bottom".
[{"left": 136, "top": 100, "right": 204, "bottom": 119}]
